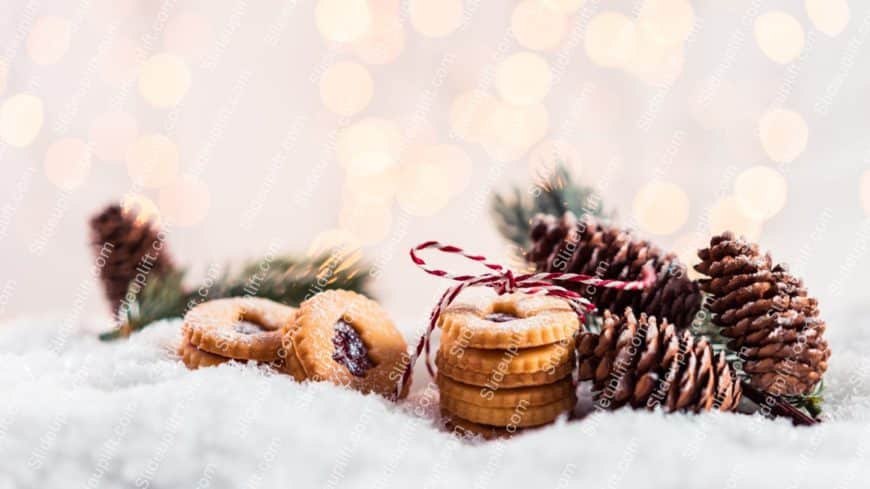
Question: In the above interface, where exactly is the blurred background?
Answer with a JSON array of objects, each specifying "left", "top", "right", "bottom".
[{"left": 0, "top": 0, "right": 867, "bottom": 336}]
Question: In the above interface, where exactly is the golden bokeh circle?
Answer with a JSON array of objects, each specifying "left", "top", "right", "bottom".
[
  {"left": 496, "top": 51, "right": 552, "bottom": 105},
  {"left": 396, "top": 161, "right": 452, "bottom": 216},
  {"left": 126, "top": 134, "right": 180, "bottom": 188},
  {"left": 0, "top": 93, "right": 43, "bottom": 148},
  {"left": 585, "top": 12, "right": 637, "bottom": 68},
  {"left": 320, "top": 61, "right": 374, "bottom": 117},
  {"left": 511, "top": 0, "right": 567, "bottom": 51},
  {"left": 754, "top": 11, "right": 805, "bottom": 64},
  {"left": 632, "top": 181, "right": 690, "bottom": 236},
  {"left": 734, "top": 166, "right": 788, "bottom": 221},
  {"left": 352, "top": 14, "right": 405, "bottom": 65},
  {"left": 637, "top": 0, "right": 695, "bottom": 47},
  {"left": 449, "top": 90, "right": 498, "bottom": 143},
  {"left": 338, "top": 117, "right": 403, "bottom": 176},
  {"left": 339, "top": 198, "right": 393, "bottom": 245},
  {"left": 158, "top": 175, "right": 211, "bottom": 227},
  {"left": 138, "top": 53, "right": 192, "bottom": 108},
  {"left": 316, "top": 0, "right": 372, "bottom": 43},
  {"left": 805, "top": 0, "right": 849, "bottom": 37},
  {"left": 709, "top": 196, "right": 763, "bottom": 241},
  {"left": 759, "top": 108, "right": 808, "bottom": 163}
]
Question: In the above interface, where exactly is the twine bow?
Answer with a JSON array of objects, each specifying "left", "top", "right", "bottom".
[{"left": 395, "top": 241, "right": 656, "bottom": 399}]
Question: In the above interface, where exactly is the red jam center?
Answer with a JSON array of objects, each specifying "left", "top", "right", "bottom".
[
  {"left": 332, "top": 319, "right": 375, "bottom": 377},
  {"left": 233, "top": 320, "right": 267, "bottom": 335},
  {"left": 484, "top": 312, "right": 520, "bottom": 323}
]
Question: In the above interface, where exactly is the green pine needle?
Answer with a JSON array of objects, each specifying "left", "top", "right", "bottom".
[{"left": 100, "top": 250, "right": 373, "bottom": 341}]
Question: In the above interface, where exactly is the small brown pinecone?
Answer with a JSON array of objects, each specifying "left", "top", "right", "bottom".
[
  {"left": 89, "top": 204, "right": 174, "bottom": 314},
  {"left": 528, "top": 211, "right": 702, "bottom": 329},
  {"left": 578, "top": 309, "right": 742, "bottom": 412},
  {"left": 695, "top": 232, "right": 830, "bottom": 397}
]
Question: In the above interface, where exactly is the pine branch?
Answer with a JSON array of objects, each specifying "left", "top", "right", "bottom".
[
  {"left": 491, "top": 163, "right": 609, "bottom": 251},
  {"left": 100, "top": 250, "right": 373, "bottom": 341}
]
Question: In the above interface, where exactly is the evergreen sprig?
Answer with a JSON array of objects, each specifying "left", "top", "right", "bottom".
[{"left": 99, "top": 250, "right": 372, "bottom": 341}]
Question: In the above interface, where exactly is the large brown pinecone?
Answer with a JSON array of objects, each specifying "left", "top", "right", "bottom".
[
  {"left": 528, "top": 212, "right": 702, "bottom": 329},
  {"left": 695, "top": 232, "right": 830, "bottom": 397},
  {"left": 578, "top": 309, "right": 742, "bottom": 412},
  {"left": 90, "top": 204, "right": 175, "bottom": 314}
]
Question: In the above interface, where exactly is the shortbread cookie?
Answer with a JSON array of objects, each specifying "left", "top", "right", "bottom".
[
  {"left": 441, "top": 410, "right": 518, "bottom": 440},
  {"left": 436, "top": 350, "right": 572, "bottom": 388},
  {"left": 178, "top": 339, "right": 230, "bottom": 369},
  {"left": 288, "top": 290, "right": 408, "bottom": 398},
  {"left": 276, "top": 338, "right": 308, "bottom": 382},
  {"left": 438, "top": 294, "right": 579, "bottom": 349},
  {"left": 439, "top": 336, "right": 574, "bottom": 374},
  {"left": 183, "top": 297, "right": 297, "bottom": 362},
  {"left": 437, "top": 374, "right": 574, "bottom": 408},
  {"left": 440, "top": 395, "right": 575, "bottom": 428}
]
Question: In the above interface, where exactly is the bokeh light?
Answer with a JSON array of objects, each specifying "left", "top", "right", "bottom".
[
  {"left": 481, "top": 102, "right": 549, "bottom": 162},
  {"left": 319, "top": 61, "right": 374, "bottom": 117},
  {"left": 709, "top": 196, "right": 763, "bottom": 240},
  {"left": 121, "top": 193, "right": 161, "bottom": 226},
  {"left": 164, "top": 13, "right": 215, "bottom": 60},
  {"left": 409, "top": 0, "right": 464, "bottom": 38},
  {"left": 404, "top": 143, "right": 472, "bottom": 197},
  {"left": 344, "top": 167, "right": 400, "bottom": 205},
  {"left": 158, "top": 175, "right": 210, "bottom": 227},
  {"left": 633, "top": 181, "right": 690, "bottom": 235},
  {"left": 542, "top": 0, "right": 585, "bottom": 14},
  {"left": 27, "top": 16, "right": 71, "bottom": 65},
  {"left": 637, "top": 0, "right": 695, "bottom": 46},
  {"left": 126, "top": 134, "right": 180, "bottom": 188},
  {"left": 0, "top": 93, "right": 43, "bottom": 147},
  {"left": 585, "top": 12, "right": 636, "bottom": 68},
  {"left": 734, "top": 166, "right": 788, "bottom": 221},
  {"left": 308, "top": 228, "right": 362, "bottom": 257},
  {"left": 339, "top": 198, "right": 393, "bottom": 245},
  {"left": 511, "top": 0, "right": 567, "bottom": 51},
  {"left": 449, "top": 90, "right": 498, "bottom": 143},
  {"left": 805, "top": 0, "right": 849, "bottom": 37},
  {"left": 396, "top": 160, "right": 451, "bottom": 216},
  {"left": 338, "top": 117, "right": 403, "bottom": 176},
  {"left": 671, "top": 231, "right": 705, "bottom": 280},
  {"left": 316, "top": 0, "right": 372, "bottom": 43},
  {"left": 88, "top": 111, "right": 138, "bottom": 162},
  {"left": 496, "top": 52, "right": 552, "bottom": 105},
  {"left": 625, "top": 25, "right": 684, "bottom": 86},
  {"left": 754, "top": 11, "right": 804, "bottom": 64},
  {"left": 138, "top": 53, "right": 192, "bottom": 108},
  {"left": 100, "top": 37, "right": 139, "bottom": 86},
  {"left": 352, "top": 14, "right": 405, "bottom": 64},
  {"left": 44, "top": 138, "right": 92, "bottom": 190},
  {"left": 759, "top": 108, "right": 808, "bottom": 163}
]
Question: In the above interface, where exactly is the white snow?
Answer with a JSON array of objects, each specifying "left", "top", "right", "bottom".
[{"left": 1, "top": 312, "right": 869, "bottom": 489}]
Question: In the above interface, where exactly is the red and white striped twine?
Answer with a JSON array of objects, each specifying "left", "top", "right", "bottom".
[{"left": 395, "top": 240, "right": 656, "bottom": 400}]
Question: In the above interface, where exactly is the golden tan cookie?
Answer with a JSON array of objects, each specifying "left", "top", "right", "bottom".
[
  {"left": 288, "top": 290, "right": 408, "bottom": 398},
  {"left": 183, "top": 297, "right": 297, "bottom": 362},
  {"left": 440, "top": 394, "right": 575, "bottom": 428},
  {"left": 435, "top": 350, "right": 572, "bottom": 388},
  {"left": 437, "top": 374, "right": 574, "bottom": 408},
  {"left": 276, "top": 337, "right": 308, "bottom": 382},
  {"left": 178, "top": 339, "right": 230, "bottom": 369},
  {"left": 438, "top": 294, "right": 579, "bottom": 349},
  {"left": 441, "top": 410, "right": 518, "bottom": 440},
  {"left": 439, "top": 336, "right": 574, "bottom": 374}
]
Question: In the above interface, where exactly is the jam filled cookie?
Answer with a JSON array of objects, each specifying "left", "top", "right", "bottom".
[
  {"left": 177, "top": 331, "right": 230, "bottom": 369},
  {"left": 182, "top": 297, "right": 297, "bottom": 362},
  {"left": 438, "top": 294, "right": 579, "bottom": 349},
  {"left": 286, "top": 290, "right": 408, "bottom": 398}
]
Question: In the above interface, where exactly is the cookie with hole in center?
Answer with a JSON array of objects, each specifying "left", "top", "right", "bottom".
[
  {"left": 438, "top": 294, "right": 579, "bottom": 350},
  {"left": 287, "top": 290, "right": 408, "bottom": 398},
  {"left": 177, "top": 331, "right": 231, "bottom": 369},
  {"left": 182, "top": 297, "right": 297, "bottom": 362}
]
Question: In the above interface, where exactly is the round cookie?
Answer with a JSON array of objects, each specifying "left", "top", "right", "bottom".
[
  {"left": 177, "top": 337, "right": 230, "bottom": 369},
  {"left": 437, "top": 374, "right": 574, "bottom": 408},
  {"left": 439, "top": 336, "right": 574, "bottom": 375},
  {"left": 288, "top": 290, "right": 408, "bottom": 398},
  {"left": 276, "top": 336, "right": 308, "bottom": 382},
  {"left": 441, "top": 410, "right": 518, "bottom": 440},
  {"left": 183, "top": 297, "right": 297, "bottom": 362},
  {"left": 435, "top": 350, "right": 573, "bottom": 388},
  {"left": 438, "top": 294, "right": 579, "bottom": 349},
  {"left": 440, "top": 395, "right": 575, "bottom": 428}
]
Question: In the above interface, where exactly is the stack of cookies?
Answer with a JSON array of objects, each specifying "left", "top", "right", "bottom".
[
  {"left": 435, "top": 294, "right": 579, "bottom": 437},
  {"left": 179, "top": 297, "right": 296, "bottom": 369}
]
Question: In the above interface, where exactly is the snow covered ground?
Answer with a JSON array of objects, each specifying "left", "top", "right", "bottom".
[{"left": 1, "top": 312, "right": 869, "bottom": 489}]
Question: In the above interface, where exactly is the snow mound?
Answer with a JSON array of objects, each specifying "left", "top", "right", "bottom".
[{"left": 0, "top": 314, "right": 868, "bottom": 488}]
